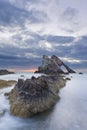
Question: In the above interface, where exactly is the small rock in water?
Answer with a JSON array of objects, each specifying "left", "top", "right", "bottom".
[
  {"left": 79, "top": 72, "right": 83, "bottom": 74},
  {"left": 65, "top": 77, "right": 71, "bottom": 80},
  {"left": 31, "top": 76, "right": 36, "bottom": 80},
  {"left": 4, "top": 92, "right": 9, "bottom": 96},
  {"left": 20, "top": 75, "right": 25, "bottom": 77}
]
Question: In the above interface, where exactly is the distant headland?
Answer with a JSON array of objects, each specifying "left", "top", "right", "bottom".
[{"left": 0, "top": 69, "right": 14, "bottom": 75}]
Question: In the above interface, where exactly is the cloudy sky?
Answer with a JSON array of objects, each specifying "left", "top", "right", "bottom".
[{"left": 0, "top": 0, "right": 87, "bottom": 72}]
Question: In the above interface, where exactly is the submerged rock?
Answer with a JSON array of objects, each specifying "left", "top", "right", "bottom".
[
  {"left": 79, "top": 72, "right": 83, "bottom": 74},
  {"left": 0, "top": 109, "right": 5, "bottom": 116},
  {"left": 8, "top": 75, "right": 66, "bottom": 118},
  {"left": 35, "top": 55, "right": 76, "bottom": 74},
  {"left": 20, "top": 75, "right": 25, "bottom": 77},
  {"left": 65, "top": 77, "right": 71, "bottom": 81}
]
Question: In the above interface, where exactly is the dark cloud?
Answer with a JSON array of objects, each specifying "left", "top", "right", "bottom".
[
  {"left": 0, "top": 54, "right": 19, "bottom": 60},
  {"left": 0, "top": 52, "right": 41, "bottom": 69},
  {"left": 69, "top": 36, "right": 87, "bottom": 60},
  {"left": 0, "top": 0, "right": 47, "bottom": 26},
  {"left": 0, "top": 1, "right": 27, "bottom": 25},
  {"left": 47, "top": 35, "right": 74, "bottom": 43},
  {"left": 0, "top": 36, "right": 87, "bottom": 68},
  {"left": 0, "top": 0, "right": 86, "bottom": 71},
  {"left": 0, "top": 34, "right": 87, "bottom": 70}
]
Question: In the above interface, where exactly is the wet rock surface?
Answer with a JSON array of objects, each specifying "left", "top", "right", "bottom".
[{"left": 8, "top": 75, "right": 66, "bottom": 118}]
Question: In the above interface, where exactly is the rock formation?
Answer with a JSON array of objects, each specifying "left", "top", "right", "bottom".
[
  {"left": 0, "top": 69, "right": 14, "bottom": 75},
  {"left": 8, "top": 75, "right": 66, "bottom": 118},
  {"left": 36, "top": 55, "right": 76, "bottom": 74},
  {"left": 6, "top": 55, "right": 75, "bottom": 118}
]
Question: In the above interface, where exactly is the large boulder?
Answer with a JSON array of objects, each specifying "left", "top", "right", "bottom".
[
  {"left": 36, "top": 55, "right": 76, "bottom": 74},
  {"left": 8, "top": 75, "right": 66, "bottom": 118}
]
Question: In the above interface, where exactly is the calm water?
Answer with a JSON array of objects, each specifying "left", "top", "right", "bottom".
[{"left": 0, "top": 73, "right": 87, "bottom": 130}]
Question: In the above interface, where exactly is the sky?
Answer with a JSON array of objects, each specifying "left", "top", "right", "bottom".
[{"left": 0, "top": 0, "right": 87, "bottom": 72}]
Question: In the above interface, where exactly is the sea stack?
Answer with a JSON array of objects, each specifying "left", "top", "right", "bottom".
[{"left": 36, "top": 55, "right": 76, "bottom": 74}]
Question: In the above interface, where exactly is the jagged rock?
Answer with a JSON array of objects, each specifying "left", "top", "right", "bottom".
[
  {"left": 8, "top": 75, "right": 66, "bottom": 118},
  {"left": 62, "top": 63, "right": 76, "bottom": 73},
  {"left": 36, "top": 55, "right": 76, "bottom": 74},
  {"left": 0, "top": 69, "right": 14, "bottom": 75}
]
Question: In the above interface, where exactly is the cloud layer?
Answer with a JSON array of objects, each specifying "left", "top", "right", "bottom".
[{"left": 0, "top": 0, "right": 87, "bottom": 71}]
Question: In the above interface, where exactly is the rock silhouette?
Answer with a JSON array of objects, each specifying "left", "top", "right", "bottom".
[{"left": 36, "top": 55, "right": 76, "bottom": 74}]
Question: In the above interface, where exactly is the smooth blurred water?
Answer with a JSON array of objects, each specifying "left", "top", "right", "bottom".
[
  {"left": 0, "top": 72, "right": 42, "bottom": 81},
  {"left": 0, "top": 73, "right": 87, "bottom": 130}
]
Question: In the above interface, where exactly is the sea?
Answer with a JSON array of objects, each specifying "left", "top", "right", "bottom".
[{"left": 0, "top": 72, "right": 87, "bottom": 130}]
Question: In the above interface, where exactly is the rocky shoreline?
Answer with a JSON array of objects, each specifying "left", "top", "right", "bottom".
[
  {"left": 0, "top": 80, "right": 17, "bottom": 88},
  {"left": 0, "top": 69, "right": 14, "bottom": 75},
  {"left": 6, "top": 55, "right": 75, "bottom": 118}
]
